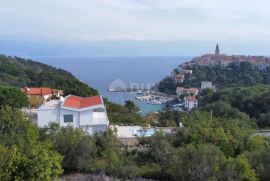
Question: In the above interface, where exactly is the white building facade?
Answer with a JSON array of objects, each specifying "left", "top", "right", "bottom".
[
  {"left": 37, "top": 95, "right": 109, "bottom": 135},
  {"left": 201, "top": 81, "right": 213, "bottom": 90},
  {"left": 184, "top": 96, "right": 198, "bottom": 110}
]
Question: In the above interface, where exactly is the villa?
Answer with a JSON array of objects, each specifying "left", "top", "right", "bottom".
[
  {"left": 37, "top": 95, "right": 109, "bottom": 135},
  {"left": 22, "top": 87, "right": 63, "bottom": 107},
  {"left": 184, "top": 96, "right": 198, "bottom": 110}
]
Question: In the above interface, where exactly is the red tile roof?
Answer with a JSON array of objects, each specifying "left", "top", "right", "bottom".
[
  {"left": 63, "top": 95, "right": 102, "bottom": 109},
  {"left": 22, "top": 87, "right": 53, "bottom": 95},
  {"left": 185, "top": 96, "right": 198, "bottom": 102}
]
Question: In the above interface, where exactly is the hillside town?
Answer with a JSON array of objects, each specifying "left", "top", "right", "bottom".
[
  {"left": 182, "top": 43, "right": 270, "bottom": 69},
  {"left": 169, "top": 43, "right": 270, "bottom": 111}
]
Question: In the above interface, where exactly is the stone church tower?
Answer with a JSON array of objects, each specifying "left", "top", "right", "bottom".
[{"left": 215, "top": 43, "right": 220, "bottom": 56}]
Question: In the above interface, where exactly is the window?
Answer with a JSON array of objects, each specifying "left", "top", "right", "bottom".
[{"left": 63, "top": 114, "right": 73, "bottom": 123}]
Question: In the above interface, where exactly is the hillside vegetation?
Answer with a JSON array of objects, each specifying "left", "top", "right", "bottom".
[
  {"left": 158, "top": 62, "right": 270, "bottom": 94},
  {"left": 200, "top": 85, "right": 270, "bottom": 128},
  {"left": 1, "top": 55, "right": 270, "bottom": 180},
  {"left": 0, "top": 55, "right": 98, "bottom": 97}
]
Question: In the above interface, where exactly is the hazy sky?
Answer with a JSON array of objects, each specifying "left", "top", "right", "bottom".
[{"left": 0, "top": 0, "right": 270, "bottom": 56}]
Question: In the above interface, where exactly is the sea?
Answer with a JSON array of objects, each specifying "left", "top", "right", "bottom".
[{"left": 35, "top": 56, "right": 190, "bottom": 114}]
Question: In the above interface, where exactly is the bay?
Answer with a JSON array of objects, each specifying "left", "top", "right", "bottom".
[{"left": 35, "top": 56, "right": 190, "bottom": 114}]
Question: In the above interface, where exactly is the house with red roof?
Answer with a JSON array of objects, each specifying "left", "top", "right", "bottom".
[
  {"left": 184, "top": 96, "right": 198, "bottom": 110},
  {"left": 37, "top": 95, "right": 109, "bottom": 135},
  {"left": 21, "top": 87, "right": 63, "bottom": 107}
]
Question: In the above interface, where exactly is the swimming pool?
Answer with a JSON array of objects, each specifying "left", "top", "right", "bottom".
[{"left": 133, "top": 128, "right": 155, "bottom": 137}]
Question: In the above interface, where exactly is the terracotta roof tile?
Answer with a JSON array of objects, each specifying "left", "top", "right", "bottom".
[
  {"left": 63, "top": 95, "right": 102, "bottom": 109},
  {"left": 22, "top": 87, "right": 53, "bottom": 95}
]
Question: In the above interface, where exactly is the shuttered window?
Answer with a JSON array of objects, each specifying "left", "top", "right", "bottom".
[{"left": 64, "top": 114, "right": 73, "bottom": 123}]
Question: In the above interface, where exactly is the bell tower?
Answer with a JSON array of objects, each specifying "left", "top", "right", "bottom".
[{"left": 215, "top": 43, "right": 220, "bottom": 56}]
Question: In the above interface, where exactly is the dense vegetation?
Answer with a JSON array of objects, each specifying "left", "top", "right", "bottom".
[
  {"left": 199, "top": 85, "right": 270, "bottom": 128},
  {"left": 158, "top": 62, "right": 270, "bottom": 94},
  {"left": 0, "top": 55, "right": 98, "bottom": 97},
  {"left": 2, "top": 54, "right": 270, "bottom": 180},
  {"left": 105, "top": 100, "right": 147, "bottom": 125},
  {"left": 0, "top": 107, "right": 63, "bottom": 180},
  {"left": 2, "top": 106, "right": 270, "bottom": 180},
  {"left": 0, "top": 86, "right": 28, "bottom": 107}
]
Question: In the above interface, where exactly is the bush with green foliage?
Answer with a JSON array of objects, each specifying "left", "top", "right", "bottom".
[
  {"left": 0, "top": 86, "right": 28, "bottom": 108},
  {"left": 0, "top": 107, "right": 63, "bottom": 180},
  {"left": 105, "top": 101, "right": 146, "bottom": 125},
  {"left": 169, "top": 144, "right": 226, "bottom": 181}
]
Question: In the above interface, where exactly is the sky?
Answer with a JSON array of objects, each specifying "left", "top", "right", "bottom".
[{"left": 0, "top": 0, "right": 270, "bottom": 56}]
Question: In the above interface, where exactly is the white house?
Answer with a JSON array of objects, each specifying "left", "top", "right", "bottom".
[
  {"left": 37, "top": 95, "right": 109, "bottom": 135},
  {"left": 184, "top": 96, "right": 198, "bottom": 110},
  {"left": 201, "top": 81, "right": 213, "bottom": 90}
]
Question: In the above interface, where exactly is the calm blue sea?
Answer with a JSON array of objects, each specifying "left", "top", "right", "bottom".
[{"left": 35, "top": 56, "right": 190, "bottom": 114}]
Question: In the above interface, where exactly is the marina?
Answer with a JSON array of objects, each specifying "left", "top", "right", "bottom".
[{"left": 135, "top": 90, "right": 175, "bottom": 105}]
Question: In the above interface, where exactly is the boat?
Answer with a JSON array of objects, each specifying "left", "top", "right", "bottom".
[
  {"left": 136, "top": 90, "right": 144, "bottom": 95},
  {"left": 149, "top": 100, "right": 162, "bottom": 105}
]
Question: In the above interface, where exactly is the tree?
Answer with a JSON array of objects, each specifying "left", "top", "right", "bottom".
[
  {"left": 201, "top": 101, "right": 254, "bottom": 128},
  {"left": 0, "top": 106, "right": 38, "bottom": 147},
  {"left": 169, "top": 144, "right": 226, "bottom": 181},
  {"left": 72, "top": 136, "right": 98, "bottom": 172},
  {"left": 105, "top": 101, "right": 146, "bottom": 125},
  {"left": 246, "top": 148, "right": 270, "bottom": 181},
  {"left": 39, "top": 124, "right": 85, "bottom": 172},
  {"left": 180, "top": 111, "right": 251, "bottom": 156},
  {"left": 0, "top": 106, "right": 63, "bottom": 180},
  {"left": 0, "top": 86, "right": 28, "bottom": 108},
  {"left": 1, "top": 144, "right": 63, "bottom": 181},
  {"left": 94, "top": 129, "right": 122, "bottom": 174},
  {"left": 124, "top": 100, "right": 139, "bottom": 113},
  {"left": 225, "top": 155, "right": 257, "bottom": 181},
  {"left": 150, "top": 132, "right": 174, "bottom": 179},
  {"left": 157, "top": 110, "right": 180, "bottom": 127}
]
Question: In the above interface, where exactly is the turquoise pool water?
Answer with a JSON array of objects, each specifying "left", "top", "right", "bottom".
[{"left": 133, "top": 128, "right": 155, "bottom": 137}]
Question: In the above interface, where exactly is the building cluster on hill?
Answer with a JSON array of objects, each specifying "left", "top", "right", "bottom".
[
  {"left": 175, "top": 81, "right": 215, "bottom": 110},
  {"left": 192, "top": 43, "right": 270, "bottom": 70},
  {"left": 170, "top": 61, "right": 193, "bottom": 84},
  {"left": 169, "top": 43, "right": 270, "bottom": 111}
]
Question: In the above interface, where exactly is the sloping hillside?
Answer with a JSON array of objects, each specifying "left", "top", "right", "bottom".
[
  {"left": 0, "top": 55, "right": 98, "bottom": 97},
  {"left": 158, "top": 62, "right": 270, "bottom": 95}
]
